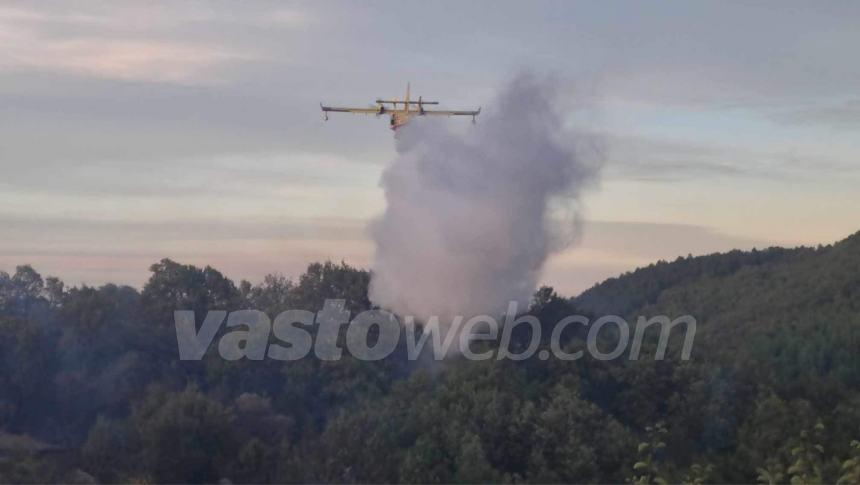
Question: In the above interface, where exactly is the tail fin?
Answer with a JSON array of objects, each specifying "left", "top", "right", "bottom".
[{"left": 405, "top": 82, "right": 410, "bottom": 113}]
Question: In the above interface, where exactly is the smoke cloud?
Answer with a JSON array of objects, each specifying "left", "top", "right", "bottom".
[{"left": 369, "top": 74, "right": 601, "bottom": 325}]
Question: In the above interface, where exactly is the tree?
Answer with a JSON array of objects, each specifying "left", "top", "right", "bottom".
[
  {"left": 140, "top": 258, "right": 241, "bottom": 327},
  {"left": 81, "top": 416, "right": 134, "bottom": 482},
  {"left": 837, "top": 440, "right": 860, "bottom": 485},
  {"left": 290, "top": 261, "right": 370, "bottom": 313},
  {"left": 133, "top": 386, "right": 237, "bottom": 483},
  {"left": 628, "top": 422, "right": 669, "bottom": 485},
  {"left": 453, "top": 432, "right": 499, "bottom": 483},
  {"left": 0, "top": 265, "right": 48, "bottom": 317}
]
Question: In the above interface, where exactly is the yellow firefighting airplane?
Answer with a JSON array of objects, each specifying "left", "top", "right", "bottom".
[{"left": 321, "top": 83, "right": 480, "bottom": 130}]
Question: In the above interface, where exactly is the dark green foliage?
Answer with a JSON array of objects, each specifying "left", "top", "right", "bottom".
[
  {"left": 133, "top": 386, "right": 239, "bottom": 483},
  {"left": 141, "top": 258, "right": 243, "bottom": 327},
  {"left": 575, "top": 247, "right": 803, "bottom": 317},
  {"left": 0, "top": 230, "right": 859, "bottom": 483}
]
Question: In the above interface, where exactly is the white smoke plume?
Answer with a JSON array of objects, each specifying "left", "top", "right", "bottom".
[{"left": 369, "top": 74, "right": 601, "bottom": 326}]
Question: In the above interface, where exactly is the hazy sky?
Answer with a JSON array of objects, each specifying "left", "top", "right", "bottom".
[{"left": 1, "top": 1, "right": 858, "bottom": 295}]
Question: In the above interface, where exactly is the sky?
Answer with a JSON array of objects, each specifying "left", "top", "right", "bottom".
[{"left": 1, "top": 1, "right": 858, "bottom": 295}]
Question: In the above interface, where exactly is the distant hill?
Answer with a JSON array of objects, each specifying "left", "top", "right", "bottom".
[
  {"left": 575, "top": 244, "right": 809, "bottom": 317},
  {"left": 577, "top": 231, "right": 860, "bottom": 315},
  {"left": 577, "top": 230, "right": 860, "bottom": 380}
]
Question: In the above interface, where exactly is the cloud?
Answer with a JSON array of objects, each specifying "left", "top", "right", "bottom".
[
  {"left": 0, "top": 150, "right": 380, "bottom": 199},
  {"left": 580, "top": 221, "right": 772, "bottom": 259},
  {"left": 599, "top": 132, "right": 811, "bottom": 182},
  {"left": 770, "top": 99, "right": 860, "bottom": 127},
  {"left": 599, "top": 132, "right": 748, "bottom": 181},
  {"left": 0, "top": 215, "right": 369, "bottom": 244},
  {"left": 0, "top": 35, "right": 251, "bottom": 85},
  {"left": 0, "top": 213, "right": 374, "bottom": 289},
  {"left": 0, "top": 4, "right": 312, "bottom": 84}
]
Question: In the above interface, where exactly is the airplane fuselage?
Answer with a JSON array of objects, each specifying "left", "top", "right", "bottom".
[{"left": 390, "top": 112, "right": 409, "bottom": 130}]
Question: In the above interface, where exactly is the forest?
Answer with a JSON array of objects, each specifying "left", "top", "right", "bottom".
[{"left": 1, "top": 230, "right": 859, "bottom": 483}]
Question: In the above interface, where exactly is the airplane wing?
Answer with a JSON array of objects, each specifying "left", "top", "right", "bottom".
[
  {"left": 419, "top": 107, "right": 481, "bottom": 116},
  {"left": 320, "top": 104, "right": 380, "bottom": 114}
]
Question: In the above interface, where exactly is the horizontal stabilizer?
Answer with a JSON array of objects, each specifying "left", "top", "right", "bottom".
[{"left": 375, "top": 99, "right": 439, "bottom": 105}]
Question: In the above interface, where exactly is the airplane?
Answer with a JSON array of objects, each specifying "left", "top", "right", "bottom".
[{"left": 320, "top": 83, "right": 481, "bottom": 130}]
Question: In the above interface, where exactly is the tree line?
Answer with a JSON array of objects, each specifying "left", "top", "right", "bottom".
[{"left": 1, "top": 230, "right": 859, "bottom": 482}]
